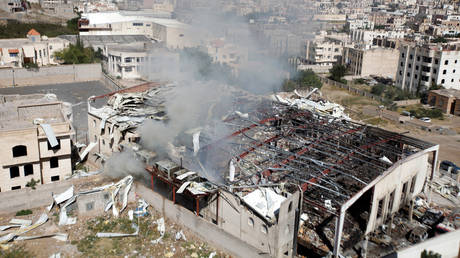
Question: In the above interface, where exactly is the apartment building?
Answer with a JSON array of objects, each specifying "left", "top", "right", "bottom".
[
  {"left": 350, "top": 29, "right": 405, "bottom": 45},
  {"left": 202, "top": 38, "right": 248, "bottom": 72},
  {"left": 346, "top": 18, "right": 374, "bottom": 30},
  {"left": 79, "top": 12, "right": 195, "bottom": 49},
  {"left": 343, "top": 46, "right": 400, "bottom": 78},
  {"left": 105, "top": 43, "right": 148, "bottom": 79},
  {"left": 305, "top": 31, "right": 349, "bottom": 66},
  {"left": 0, "top": 94, "right": 74, "bottom": 192},
  {"left": 0, "top": 29, "right": 70, "bottom": 68},
  {"left": 395, "top": 43, "right": 460, "bottom": 92}
]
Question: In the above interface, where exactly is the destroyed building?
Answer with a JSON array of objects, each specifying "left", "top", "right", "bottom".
[
  {"left": 86, "top": 82, "right": 168, "bottom": 165},
  {"left": 0, "top": 94, "right": 74, "bottom": 192},
  {"left": 87, "top": 84, "right": 439, "bottom": 257}
]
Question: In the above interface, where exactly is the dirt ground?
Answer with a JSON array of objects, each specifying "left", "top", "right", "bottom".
[
  {"left": 0, "top": 202, "right": 226, "bottom": 258},
  {"left": 321, "top": 83, "right": 460, "bottom": 165}
]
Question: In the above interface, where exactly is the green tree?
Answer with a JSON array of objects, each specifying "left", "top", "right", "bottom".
[
  {"left": 329, "top": 64, "right": 347, "bottom": 83},
  {"left": 421, "top": 250, "right": 441, "bottom": 258},
  {"left": 371, "top": 84, "right": 386, "bottom": 96},
  {"left": 55, "top": 40, "right": 96, "bottom": 64},
  {"left": 297, "top": 70, "right": 323, "bottom": 89}
]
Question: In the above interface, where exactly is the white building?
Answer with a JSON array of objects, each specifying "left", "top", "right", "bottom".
[
  {"left": 346, "top": 18, "right": 375, "bottom": 30},
  {"left": 0, "top": 29, "right": 70, "bottom": 68},
  {"left": 105, "top": 43, "right": 148, "bottom": 79},
  {"left": 350, "top": 29, "right": 405, "bottom": 45},
  {"left": 202, "top": 38, "right": 248, "bottom": 72},
  {"left": 79, "top": 12, "right": 195, "bottom": 49},
  {"left": 396, "top": 43, "right": 460, "bottom": 92},
  {"left": 304, "top": 31, "right": 350, "bottom": 67}
]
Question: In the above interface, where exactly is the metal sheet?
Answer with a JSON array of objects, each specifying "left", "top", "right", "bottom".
[
  {"left": 79, "top": 142, "right": 97, "bottom": 160},
  {"left": 40, "top": 124, "right": 59, "bottom": 147}
]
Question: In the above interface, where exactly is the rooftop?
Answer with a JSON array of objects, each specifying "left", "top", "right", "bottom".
[
  {"left": 431, "top": 88, "right": 460, "bottom": 98},
  {"left": 81, "top": 12, "right": 188, "bottom": 29},
  {"left": 27, "top": 29, "right": 40, "bottom": 36},
  {"left": 0, "top": 94, "right": 65, "bottom": 131}
]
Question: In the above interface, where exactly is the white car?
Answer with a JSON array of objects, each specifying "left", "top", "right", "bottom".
[{"left": 419, "top": 117, "right": 431, "bottom": 123}]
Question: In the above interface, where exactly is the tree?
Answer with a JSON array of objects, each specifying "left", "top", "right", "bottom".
[
  {"left": 421, "top": 250, "right": 441, "bottom": 258},
  {"left": 329, "top": 64, "right": 347, "bottom": 83},
  {"left": 371, "top": 84, "right": 386, "bottom": 96},
  {"left": 297, "top": 70, "right": 323, "bottom": 89},
  {"left": 55, "top": 40, "right": 97, "bottom": 64}
]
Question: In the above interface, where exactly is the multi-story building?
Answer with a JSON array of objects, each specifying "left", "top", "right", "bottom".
[
  {"left": 105, "top": 43, "right": 148, "bottom": 79},
  {"left": 305, "top": 31, "right": 349, "bottom": 67},
  {"left": 0, "top": 94, "right": 74, "bottom": 192},
  {"left": 343, "top": 46, "right": 400, "bottom": 78},
  {"left": 202, "top": 38, "right": 248, "bottom": 73},
  {"left": 78, "top": 12, "right": 195, "bottom": 49},
  {"left": 350, "top": 29, "right": 405, "bottom": 45},
  {"left": 0, "top": 29, "right": 70, "bottom": 68},
  {"left": 346, "top": 18, "right": 375, "bottom": 30},
  {"left": 395, "top": 43, "right": 460, "bottom": 92}
]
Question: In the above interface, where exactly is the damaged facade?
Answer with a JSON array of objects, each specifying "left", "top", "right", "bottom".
[
  {"left": 0, "top": 94, "right": 74, "bottom": 192},
  {"left": 87, "top": 84, "right": 439, "bottom": 257}
]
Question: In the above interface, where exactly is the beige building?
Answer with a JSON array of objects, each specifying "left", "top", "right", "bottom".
[
  {"left": 343, "top": 46, "right": 400, "bottom": 78},
  {"left": 0, "top": 94, "right": 74, "bottom": 192},
  {"left": 305, "top": 31, "right": 350, "bottom": 67},
  {"left": 0, "top": 29, "right": 70, "bottom": 68}
]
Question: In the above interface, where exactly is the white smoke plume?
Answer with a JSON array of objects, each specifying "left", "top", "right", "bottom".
[{"left": 104, "top": 149, "right": 147, "bottom": 180}]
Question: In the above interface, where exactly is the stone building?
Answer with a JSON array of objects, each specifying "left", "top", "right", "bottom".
[{"left": 0, "top": 94, "right": 74, "bottom": 192}]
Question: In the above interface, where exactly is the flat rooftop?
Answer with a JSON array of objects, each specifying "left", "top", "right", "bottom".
[
  {"left": 0, "top": 94, "right": 65, "bottom": 131},
  {"left": 0, "top": 81, "right": 112, "bottom": 140}
]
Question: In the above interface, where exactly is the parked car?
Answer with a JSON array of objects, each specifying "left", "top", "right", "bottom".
[
  {"left": 440, "top": 160, "right": 460, "bottom": 174},
  {"left": 419, "top": 117, "right": 431, "bottom": 123}
]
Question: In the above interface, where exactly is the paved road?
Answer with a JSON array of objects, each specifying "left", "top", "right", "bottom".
[{"left": 0, "top": 81, "right": 112, "bottom": 141}]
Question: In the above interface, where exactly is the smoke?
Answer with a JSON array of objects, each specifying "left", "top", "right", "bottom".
[
  {"left": 109, "top": 2, "right": 290, "bottom": 183},
  {"left": 104, "top": 149, "right": 147, "bottom": 180}
]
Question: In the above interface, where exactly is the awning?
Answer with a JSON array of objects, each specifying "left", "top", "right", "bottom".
[{"left": 8, "top": 49, "right": 19, "bottom": 54}]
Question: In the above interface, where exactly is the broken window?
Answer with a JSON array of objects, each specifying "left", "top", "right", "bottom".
[
  {"left": 10, "top": 166, "right": 20, "bottom": 178},
  {"left": 401, "top": 181, "right": 408, "bottom": 204},
  {"left": 11, "top": 186, "right": 21, "bottom": 190},
  {"left": 377, "top": 199, "right": 384, "bottom": 219},
  {"left": 12, "top": 145, "right": 27, "bottom": 157},
  {"left": 51, "top": 175, "right": 60, "bottom": 181},
  {"left": 50, "top": 157, "right": 59, "bottom": 168},
  {"left": 24, "top": 164, "right": 33, "bottom": 176},
  {"left": 48, "top": 138, "right": 61, "bottom": 150},
  {"left": 410, "top": 176, "right": 416, "bottom": 193}
]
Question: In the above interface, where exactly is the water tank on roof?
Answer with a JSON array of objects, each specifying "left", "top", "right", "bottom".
[{"left": 42, "top": 35, "right": 48, "bottom": 41}]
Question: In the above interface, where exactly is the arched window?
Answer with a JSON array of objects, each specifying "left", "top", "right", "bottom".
[{"left": 12, "top": 145, "right": 27, "bottom": 157}]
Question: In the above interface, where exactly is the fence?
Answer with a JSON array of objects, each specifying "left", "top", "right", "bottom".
[
  {"left": 393, "top": 99, "right": 421, "bottom": 106},
  {"left": 101, "top": 72, "right": 123, "bottom": 92},
  {"left": 318, "top": 76, "right": 387, "bottom": 102},
  {"left": 0, "top": 63, "right": 102, "bottom": 87}
]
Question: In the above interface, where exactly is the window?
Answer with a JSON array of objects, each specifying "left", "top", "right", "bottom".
[
  {"left": 288, "top": 202, "right": 293, "bottom": 213},
  {"left": 433, "top": 68, "right": 437, "bottom": 73},
  {"left": 377, "top": 199, "right": 384, "bottom": 218},
  {"left": 454, "top": 69, "right": 456, "bottom": 73},
  {"left": 407, "top": 72, "right": 410, "bottom": 77},
  {"left": 11, "top": 186, "right": 21, "bottom": 190},
  {"left": 441, "top": 79, "right": 445, "bottom": 84},
  {"left": 9, "top": 53, "right": 18, "bottom": 57},
  {"left": 452, "top": 79, "right": 454, "bottom": 82},
  {"left": 261, "top": 225, "right": 268, "bottom": 234},
  {"left": 408, "top": 63, "right": 412, "bottom": 68},
  {"left": 48, "top": 139, "right": 61, "bottom": 150},
  {"left": 422, "top": 56, "right": 432, "bottom": 63},
  {"left": 10, "top": 166, "right": 19, "bottom": 178},
  {"left": 456, "top": 60, "right": 458, "bottom": 64},
  {"left": 443, "top": 70, "right": 447, "bottom": 74},
  {"left": 388, "top": 190, "right": 395, "bottom": 214},
  {"left": 445, "top": 60, "right": 449, "bottom": 65},
  {"left": 24, "top": 164, "right": 33, "bottom": 176},
  {"left": 399, "top": 70, "right": 402, "bottom": 75},
  {"left": 51, "top": 175, "right": 60, "bottom": 181},
  {"left": 132, "top": 22, "right": 143, "bottom": 26},
  {"left": 416, "top": 65, "right": 419, "bottom": 70},
  {"left": 125, "top": 67, "right": 133, "bottom": 72},
  {"left": 415, "top": 74, "right": 418, "bottom": 79},
  {"left": 12, "top": 145, "right": 27, "bottom": 157},
  {"left": 102, "top": 139, "right": 105, "bottom": 146},
  {"left": 400, "top": 62, "right": 404, "bottom": 67},
  {"left": 421, "top": 76, "right": 429, "bottom": 82},
  {"left": 410, "top": 176, "right": 416, "bottom": 193},
  {"left": 435, "top": 58, "right": 438, "bottom": 64},
  {"left": 402, "top": 53, "right": 405, "bottom": 58},
  {"left": 248, "top": 217, "right": 254, "bottom": 227},
  {"left": 422, "top": 66, "right": 430, "bottom": 72},
  {"left": 409, "top": 54, "right": 413, "bottom": 59},
  {"left": 50, "top": 157, "right": 59, "bottom": 168},
  {"left": 124, "top": 57, "right": 131, "bottom": 63},
  {"left": 86, "top": 201, "right": 95, "bottom": 211},
  {"left": 401, "top": 182, "right": 408, "bottom": 203},
  {"left": 417, "top": 56, "right": 420, "bottom": 61}
]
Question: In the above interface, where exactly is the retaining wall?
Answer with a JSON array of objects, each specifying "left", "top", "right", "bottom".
[{"left": 0, "top": 64, "right": 102, "bottom": 87}]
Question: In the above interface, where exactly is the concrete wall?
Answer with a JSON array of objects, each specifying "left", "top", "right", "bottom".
[
  {"left": 0, "top": 63, "right": 102, "bottom": 87},
  {"left": 393, "top": 99, "right": 421, "bottom": 106},
  {"left": 362, "top": 48, "right": 399, "bottom": 79},
  {"left": 0, "top": 178, "right": 73, "bottom": 213},
  {"left": 135, "top": 183, "right": 268, "bottom": 258},
  {"left": 366, "top": 152, "right": 430, "bottom": 234}
]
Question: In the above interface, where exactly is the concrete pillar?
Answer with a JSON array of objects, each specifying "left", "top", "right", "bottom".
[{"left": 333, "top": 208, "right": 345, "bottom": 258}]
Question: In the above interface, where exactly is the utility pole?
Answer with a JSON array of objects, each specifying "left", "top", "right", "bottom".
[{"left": 12, "top": 68, "right": 15, "bottom": 87}]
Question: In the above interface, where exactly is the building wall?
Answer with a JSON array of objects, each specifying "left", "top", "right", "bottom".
[
  {"left": 366, "top": 153, "right": 429, "bottom": 234},
  {"left": 41, "top": 155, "right": 72, "bottom": 183},
  {"left": 361, "top": 48, "right": 399, "bottom": 78},
  {"left": 200, "top": 190, "right": 299, "bottom": 257},
  {"left": 0, "top": 63, "right": 102, "bottom": 87}
]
